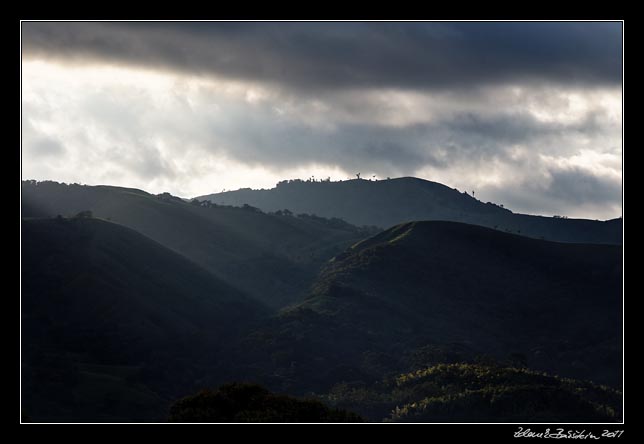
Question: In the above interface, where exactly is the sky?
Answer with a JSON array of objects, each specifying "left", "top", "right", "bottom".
[{"left": 21, "top": 21, "right": 623, "bottom": 220}]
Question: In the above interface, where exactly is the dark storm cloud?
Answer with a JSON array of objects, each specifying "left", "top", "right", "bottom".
[
  {"left": 204, "top": 103, "right": 616, "bottom": 173},
  {"left": 441, "top": 108, "right": 610, "bottom": 147},
  {"left": 21, "top": 21, "right": 622, "bottom": 91},
  {"left": 546, "top": 166, "right": 622, "bottom": 205}
]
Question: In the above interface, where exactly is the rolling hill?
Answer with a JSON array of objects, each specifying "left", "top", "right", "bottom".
[
  {"left": 21, "top": 217, "right": 267, "bottom": 422},
  {"left": 237, "top": 221, "right": 622, "bottom": 396},
  {"left": 197, "top": 177, "right": 622, "bottom": 244},
  {"left": 326, "top": 363, "right": 622, "bottom": 422},
  {"left": 21, "top": 181, "right": 623, "bottom": 422},
  {"left": 21, "top": 180, "right": 377, "bottom": 309}
]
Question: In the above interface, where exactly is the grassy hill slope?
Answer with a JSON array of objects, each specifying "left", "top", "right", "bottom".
[
  {"left": 238, "top": 221, "right": 622, "bottom": 395},
  {"left": 22, "top": 180, "right": 377, "bottom": 309}
]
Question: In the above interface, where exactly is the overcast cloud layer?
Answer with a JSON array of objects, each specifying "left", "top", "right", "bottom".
[{"left": 21, "top": 22, "right": 623, "bottom": 219}]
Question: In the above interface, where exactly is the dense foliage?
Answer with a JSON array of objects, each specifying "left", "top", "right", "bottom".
[
  {"left": 326, "top": 364, "right": 622, "bottom": 422},
  {"left": 168, "top": 383, "right": 362, "bottom": 422}
]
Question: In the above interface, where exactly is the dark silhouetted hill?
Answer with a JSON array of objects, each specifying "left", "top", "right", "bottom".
[
  {"left": 21, "top": 181, "right": 623, "bottom": 423},
  {"left": 197, "top": 177, "right": 621, "bottom": 244},
  {"left": 22, "top": 217, "right": 267, "bottom": 422},
  {"left": 21, "top": 180, "right": 377, "bottom": 309},
  {"left": 168, "top": 382, "right": 362, "bottom": 422},
  {"left": 238, "top": 221, "right": 622, "bottom": 396}
]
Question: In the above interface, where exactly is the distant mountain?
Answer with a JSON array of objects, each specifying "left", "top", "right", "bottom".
[
  {"left": 197, "top": 177, "right": 622, "bottom": 244},
  {"left": 22, "top": 217, "right": 267, "bottom": 422},
  {"left": 21, "top": 181, "right": 377, "bottom": 309},
  {"left": 238, "top": 221, "right": 622, "bottom": 395}
]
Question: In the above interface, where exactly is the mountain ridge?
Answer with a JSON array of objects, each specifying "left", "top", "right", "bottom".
[
  {"left": 197, "top": 176, "right": 622, "bottom": 244},
  {"left": 237, "top": 220, "right": 622, "bottom": 395},
  {"left": 21, "top": 180, "right": 377, "bottom": 309}
]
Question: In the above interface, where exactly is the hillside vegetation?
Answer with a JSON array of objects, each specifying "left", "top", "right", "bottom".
[
  {"left": 326, "top": 363, "right": 621, "bottom": 422},
  {"left": 22, "top": 180, "right": 376, "bottom": 309},
  {"left": 169, "top": 383, "right": 362, "bottom": 423},
  {"left": 198, "top": 177, "right": 621, "bottom": 244},
  {"left": 22, "top": 217, "right": 266, "bottom": 421},
  {"left": 235, "top": 221, "right": 622, "bottom": 396},
  {"left": 21, "top": 180, "right": 623, "bottom": 422}
]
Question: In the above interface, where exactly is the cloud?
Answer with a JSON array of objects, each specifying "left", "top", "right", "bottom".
[
  {"left": 476, "top": 164, "right": 622, "bottom": 220},
  {"left": 195, "top": 99, "right": 619, "bottom": 176},
  {"left": 22, "top": 119, "right": 65, "bottom": 158},
  {"left": 20, "top": 23, "right": 623, "bottom": 220},
  {"left": 22, "top": 22, "right": 622, "bottom": 92},
  {"left": 546, "top": 166, "right": 622, "bottom": 205}
]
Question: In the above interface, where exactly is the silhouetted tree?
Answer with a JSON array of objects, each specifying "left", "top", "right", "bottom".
[{"left": 168, "top": 383, "right": 362, "bottom": 423}]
